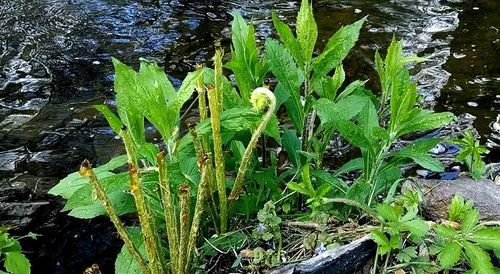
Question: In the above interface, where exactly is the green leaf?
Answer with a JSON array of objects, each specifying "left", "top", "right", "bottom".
[
  {"left": 461, "top": 208, "right": 480, "bottom": 233},
  {"left": 376, "top": 203, "right": 400, "bottom": 222},
  {"left": 468, "top": 228, "right": 500, "bottom": 250},
  {"left": 265, "top": 38, "right": 304, "bottom": 131},
  {"left": 402, "top": 219, "right": 429, "bottom": 239},
  {"left": 390, "top": 138, "right": 444, "bottom": 172},
  {"left": 202, "top": 231, "right": 247, "bottom": 257},
  {"left": 336, "top": 119, "right": 372, "bottom": 152},
  {"left": 397, "top": 110, "right": 454, "bottom": 138},
  {"left": 296, "top": 0, "right": 317, "bottom": 61},
  {"left": 272, "top": 11, "right": 303, "bottom": 67},
  {"left": 315, "top": 95, "right": 369, "bottom": 129},
  {"left": 463, "top": 241, "right": 495, "bottom": 274},
  {"left": 5, "top": 252, "right": 30, "bottom": 274},
  {"left": 282, "top": 128, "right": 301, "bottom": 169},
  {"left": 434, "top": 224, "right": 458, "bottom": 239},
  {"left": 371, "top": 230, "right": 391, "bottom": 255},
  {"left": 311, "top": 17, "right": 366, "bottom": 91},
  {"left": 48, "top": 155, "right": 128, "bottom": 199},
  {"left": 94, "top": 105, "right": 122, "bottom": 134},
  {"left": 318, "top": 65, "right": 345, "bottom": 100},
  {"left": 226, "top": 11, "right": 268, "bottom": 103},
  {"left": 115, "top": 227, "right": 145, "bottom": 274},
  {"left": 112, "top": 58, "right": 145, "bottom": 145},
  {"left": 333, "top": 158, "right": 363, "bottom": 176},
  {"left": 439, "top": 241, "right": 462, "bottom": 269}
]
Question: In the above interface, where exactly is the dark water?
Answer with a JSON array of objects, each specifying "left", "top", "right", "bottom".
[{"left": 0, "top": 0, "right": 499, "bottom": 273}]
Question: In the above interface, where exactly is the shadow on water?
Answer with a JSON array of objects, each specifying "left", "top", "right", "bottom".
[{"left": 0, "top": 0, "right": 498, "bottom": 272}]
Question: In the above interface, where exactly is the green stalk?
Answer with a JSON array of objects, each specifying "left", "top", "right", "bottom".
[
  {"left": 208, "top": 50, "right": 227, "bottom": 233},
  {"left": 120, "top": 126, "right": 163, "bottom": 274},
  {"left": 185, "top": 155, "right": 209, "bottom": 273},
  {"left": 177, "top": 183, "right": 191, "bottom": 272},
  {"left": 156, "top": 152, "right": 179, "bottom": 274},
  {"left": 79, "top": 160, "right": 150, "bottom": 274},
  {"left": 195, "top": 66, "right": 219, "bottom": 232},
  {"left": 228, "top": 87, "right": 277, "bottom": 203}
]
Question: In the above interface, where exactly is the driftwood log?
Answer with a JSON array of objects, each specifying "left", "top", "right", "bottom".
[{"left": 271, "top": 235, "right": 375, "bottom": 274}]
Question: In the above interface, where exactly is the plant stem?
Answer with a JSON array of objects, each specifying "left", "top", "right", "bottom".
[
  {"left": 185, "top": 156, "right": 210, "bottom": 273},
  {"left": 79, "top": 160, "right": 150, "bottom": 274},
  {"left": 178, "top": 183, "right": 191, "bottom": 273},
  {"left": 207, "top": 83, "right": 227, "bottom": 233},
  {"left": 120, "top": 126, "right": 163, "bottom": 274},
  {"left": 208, "top": 50, "right": 227, "bottom": 233},
  {"left": 156, "top": 152, "right": 179, "bottom": 274},
  {"left": 228, "top": 87, "right": 276, "bottom": 202}
]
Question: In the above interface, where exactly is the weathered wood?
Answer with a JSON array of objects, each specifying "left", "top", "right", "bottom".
[{"left": 271, "top": 235, "right": 375, "bottom": 274}]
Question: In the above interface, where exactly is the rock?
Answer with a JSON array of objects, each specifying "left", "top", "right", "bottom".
[
  {"left": 271, "top": 235, "right": 375, "bottom": 274},
  {"left": 0, "top": 201, "right": 51, "bottom": 229},
  {"left": 406, "top": 177, "right": 500, "bottom": 221}
]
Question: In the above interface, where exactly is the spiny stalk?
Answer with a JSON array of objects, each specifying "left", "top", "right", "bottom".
[
  {"left": 208, "top": 50, "right": 228, "bottom": 233},
  {"left": 156, "top": 151, "right": 179, "bottom": 274},
  {"left": 120, "top": 126, "right": 163, "bottom": 274},
  {"left": 177, "top": 183, "right": 191, "bottom": 273},
  {"left": 79, "top": 160, "right": 150, "bottom": 274}
]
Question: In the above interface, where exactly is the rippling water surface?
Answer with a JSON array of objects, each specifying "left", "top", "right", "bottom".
[{"left": 0, "top": 0, "right": 499, "bottom": 272}]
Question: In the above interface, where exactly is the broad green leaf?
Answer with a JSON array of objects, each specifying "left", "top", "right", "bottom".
[
  {"left": 439, "top": 241, "right": 462, "bottom": 269},
  {"left": 336, "top": 80, "right": 368, "bottom": 102},
  {"left": 463, "top": 241, "right": 495, "bottom": 274},
  {"left": 333, "top": 158, "right": 364, "bottom": 176},
  {"left": 358, "top": 101, "right": 379, "bottom": 136},
  {"left": 63, "top": 172, "right": 130, "bottom": 211},
  {"left": 5, "top": 252, "right": 30, "bottom": 274},
  {"left": 390, "top": 138, "right": 444, "bottom": 172},
  {"left": 272, "top": 11, "right": 303, "bottom": 67},
  {"left": 371, "top": 230, "right": 391, "bottom": 254},
  {"left": 462, "top": 208, "right": 480, "bottom": 233},
  {"left": 315, "top": 95, "right": 368, "bottom": 129},
  {"left": 434, "top": 224, "right": 458, "bottom": 239},
  {"left": 318, "top": 65, "right": 345, "bottom": 100},
  {"left": 336, "top": 120, "right": 372, "bottom": 152},
  {"left": 296, "top": 0, "right": 317, "bottom": 61},
  {"left": 171, "top": 69, "right": 202, "bottom": 112},
  {"left": 48, "top": 155, "right": 128, "bottom": 199},
  {"left": 282, "top": 128, "right": 301, "bottom": 169},
  {"left": 68, "top": 191, "right": 136, "bottom": 219},
  {"left": 287, "top": 182, "right": 313, "bottom": 196},
  {"left": 397, "top": 110, "right": 454, "bottom": 138},
  {"left": 112, "top": 58, "right": 145, "bottom": 145},
  {"left": 311, "top": 169, "right": 348, "bottom": 195},
  {"left": 301, "top": 164, "right": 315, "bottom": 195},
  {"left": 94, "top": 105, "right": 122, "bottom": 134},
  {"left": 115, "top": 227, "right": 145, "bottom": 274},
  {"left": 311, "top": 17, "right": 366, "bottom": 91},
  {"left": 202, "top": 231, "right": 247, "bottom": 256},
  {"left": 468, "top": 228, "right": 500, "bottom": 250},
  {"left": 226, "top": 11, "right": 268, "bottom": 103},
  {"left": 402, "top": 219, "right": 429, "bottom": 239},
  {"left": 376, "top": 203, "right": 400, "bottom": 222},
  {"left": 265, "top": 38, "right": 304, "bottom": 131}
]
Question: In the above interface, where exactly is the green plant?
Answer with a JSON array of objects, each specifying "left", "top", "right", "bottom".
[
  {"left": 370, "top": 190, "right": 430, "bottom": 274},
  {"left": 50, "top": 51, "right": 278, "bottom": 272},
  {"left": 434, "top": 195, "right": 500, "bottom": 274},
  {"left": 370, "top": 193, "right": 500, "bottom": 274},
  {"left": 262, "top": 0, "right": 369, "bottom": 164},
  {"left": 250, "top": 201, "right": 282, "bottom": 271},
  {"left": 331, "top": 37, "right": 454, "bottom": 207},
  {"left": 0, "top": 227, "right": 31, "bottom": 274},
  {"left": 451, "top": 130, "right": 489, "bottom": 180}
]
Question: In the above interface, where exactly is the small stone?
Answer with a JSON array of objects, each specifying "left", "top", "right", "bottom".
[
  {"left": 92, "top": 60, "right": 100, "bottom": 65},
  {"left": 354, "top": 9, "right": 362, "bottom": 14},
  {"left": 467, "top": 101, "right": 478, "bottom": 107}
]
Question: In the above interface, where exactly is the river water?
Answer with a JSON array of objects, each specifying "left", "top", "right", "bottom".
[{"left": 0, "top": 0, "right": 499, "bottom": 273}]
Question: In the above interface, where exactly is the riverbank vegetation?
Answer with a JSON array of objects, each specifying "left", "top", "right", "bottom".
[{"left": 47, "top": 0, "right": 500, "bottom": 273}]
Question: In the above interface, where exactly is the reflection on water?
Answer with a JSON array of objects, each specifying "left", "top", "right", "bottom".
[{"left": 0, "top": 0, "right": 499, "bottom": 272}]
